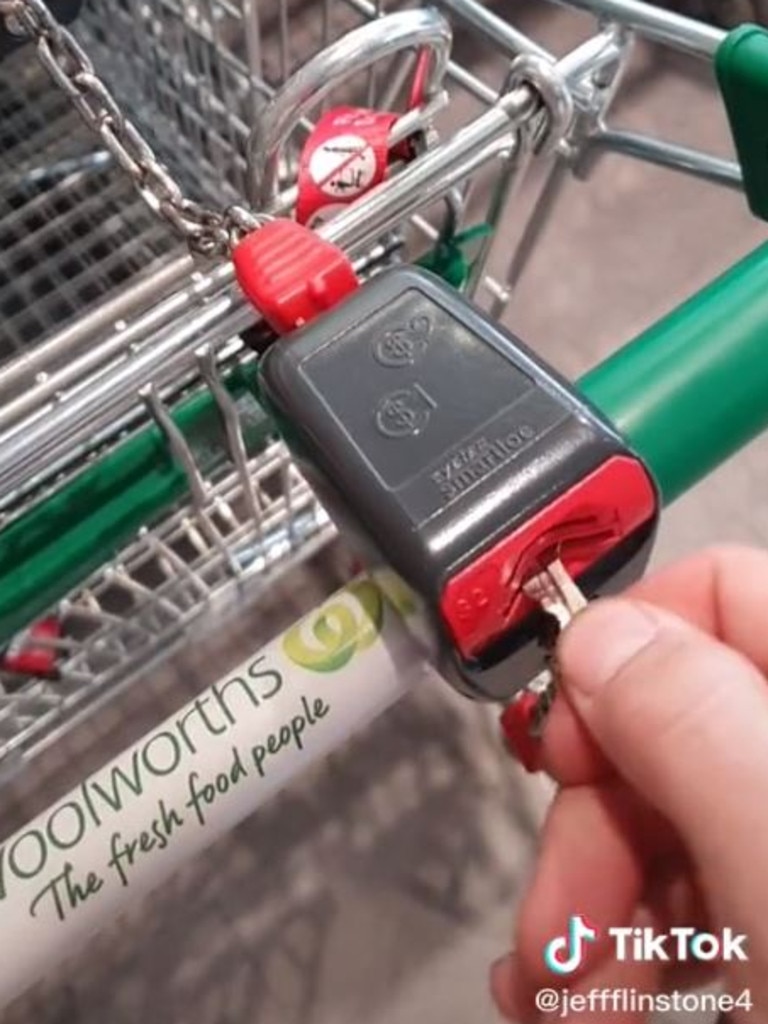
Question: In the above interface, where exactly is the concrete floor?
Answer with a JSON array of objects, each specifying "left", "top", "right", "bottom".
[{"left": 3, "top": 2, "right": 768, "bottom": 1023}]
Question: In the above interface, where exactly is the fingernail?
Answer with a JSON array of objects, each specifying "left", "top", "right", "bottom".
[
  {"left": 490, "top": 954, "right": 515, "bottom": 1021},
  {"left": 491, "top": 954, "right": 512, "bottom": 983},
  {"left": 559, "top": 599, "right": 662, "bottom": 700},
  {"left": 492, "top": 954, "right": 539, "bottom": 1023},
  {"left": 493, "top": 950, "right": 512, "bottom": 974}
]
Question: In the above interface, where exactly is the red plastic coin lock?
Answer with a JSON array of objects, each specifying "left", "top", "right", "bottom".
[{"left": 232, "top": 219, "right": 359, "bottom": 336}]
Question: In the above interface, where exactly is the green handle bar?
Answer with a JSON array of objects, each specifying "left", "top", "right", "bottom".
[
  {"left": 2, "top": 239, "right": 768, "bottom": 650},
  {"left": 580, "top": 239, "right": 768, "bottom": 505}
]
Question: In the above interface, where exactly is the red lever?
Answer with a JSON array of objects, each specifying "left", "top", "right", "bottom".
[
  {"left": 232, "top": 219, "right": 359, "bottom": 336},
  {"left": 500, "top": 694, "right": 544, "bottom": 773},
  {"left": 440, "top": 456, "right": 657, "bottom": 660}
]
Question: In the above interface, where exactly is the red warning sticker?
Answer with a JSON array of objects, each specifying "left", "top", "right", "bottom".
[
  {"left": 309, "top": 133, "right": 378, "bottom": 199},
  {"left": 296, "top": 106, "right": 402, "bottom": 226}
]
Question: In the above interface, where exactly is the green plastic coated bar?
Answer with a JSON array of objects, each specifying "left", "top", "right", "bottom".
[
  {"left": 580, "top": 240, "right": 768, "bottom": 505},
  {"left": 0, "top": 363, "right": 272, "bottom": 648}
]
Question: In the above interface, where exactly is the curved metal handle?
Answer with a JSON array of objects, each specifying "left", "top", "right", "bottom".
[{"left": 246, "top": 7, "right": 453, "bottom": 209}]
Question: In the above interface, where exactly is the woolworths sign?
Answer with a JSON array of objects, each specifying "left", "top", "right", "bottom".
[{"left": 0, "top": 578, "right": 421, "bottom": 1008}]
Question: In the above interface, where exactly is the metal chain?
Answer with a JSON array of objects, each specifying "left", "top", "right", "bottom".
[{"left": 0, "top": 0, "right": 262, "bottom": 257}]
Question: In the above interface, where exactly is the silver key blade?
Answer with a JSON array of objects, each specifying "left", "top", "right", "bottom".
[
  {"left": 527, "top": 666, "right": 557, "bottom": 737},
  {"left": 523, "top": 558, "right": 588, "bottom": 633},
  {"left": 506, "top": 562, "right": 589, "bottom": 748}
]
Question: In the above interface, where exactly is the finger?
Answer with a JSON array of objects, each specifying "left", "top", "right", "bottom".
[
  {"left": 490, "top": 954, "right": 519, "bottom": 1022},
  {"left": 512, "top": 781, "right": 669, "bottom": 993},
  {"left": 543, "top": 544, "right": 768, "bottom": 787},
  {"left": 630, "top": 544, "right": 768, "bottom": 674},
  {"left": 558, "top": 597, "right": 768, "bottom": 981},
  {"left": 546, "top": 951, "right": 662, "bottom": 1024},
  {"left": 541, "top": 692, "right": 610, "bottom": 785},
  {"left": 644, "top": 869, "right": 715, "bottom": 993},
  {"left": 496, "top": 910, "right": 665, "bottom": 1024},
  {"left": 493, "top": 859, "right": 715, "bottom": 1023}
]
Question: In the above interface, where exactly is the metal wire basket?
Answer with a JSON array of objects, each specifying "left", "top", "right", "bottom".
[
  {"left": 0, "top": 0, "right": 747, "bottom": 780},
  {"left": 0, "top": 0, "right": 513, "bottom": 776},
  {"left": 2, "top": 0, "right": 768, "bottom": 1015}
]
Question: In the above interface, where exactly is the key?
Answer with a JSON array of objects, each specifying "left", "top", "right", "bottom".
[
  {"left": 524, "top": 557, "right": 589, "bottom": 633},
  {"left": 502, "top": 560, "right": 587, "bottom": 769}
]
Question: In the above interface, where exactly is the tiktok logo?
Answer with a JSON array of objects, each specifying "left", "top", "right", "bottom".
[{"left": 544, "top": 915, "right": 600, "bottom": 975}]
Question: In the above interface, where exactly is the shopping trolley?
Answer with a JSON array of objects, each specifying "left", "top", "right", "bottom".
[{"left": 1, "top": 0, "right": 768, "bottom": 1008}]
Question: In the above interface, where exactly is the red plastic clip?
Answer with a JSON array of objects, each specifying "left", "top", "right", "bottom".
[
  {"left": 1, "top": 617, "right": 61, "bottom": 679},
  {"left": 232, "top": 219, "right": 359, "bottom": 336},
  {"left": 500, "top": 693, "right": 545, "bottom": 774},
  {"left": 296, "top": 106, "right": 417, "bottom": 227}
]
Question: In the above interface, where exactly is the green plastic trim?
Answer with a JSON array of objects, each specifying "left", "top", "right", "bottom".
[
  {"left": 716, "top": 24, "right": 768, "bottom": 221},
  {"left": 580, "top": 240, "right": 768, "bottom": 506},
  {"left": 417, "top": 224, "right": 493, "bottom": 290},
  {"left": 0, "top": 363, "right": 272, "bottom": 648}
]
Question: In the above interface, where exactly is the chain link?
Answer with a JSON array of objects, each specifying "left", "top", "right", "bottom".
[{"left": 0, "top": 0, "right": 262, "bottom": 257}]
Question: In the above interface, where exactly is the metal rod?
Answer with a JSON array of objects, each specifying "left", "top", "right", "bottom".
[
  {"left": 0, "top": 90, "right": 535, "bottom": 504},
  {"left": 140, "top": 384, "right": 241, "bottom": 577},
  {"left": 240, "top": 0, "right": 263, "bottom": 93},
  {"left": 465, "top": 138, "right": 533, "bottom": 301},
  {"left": 339, "top": 0, "right": 498, "bottom": 105},
  {"left": 437, "top": 0, "right": 553, "bottom": 62},
  {"left": 555, "top": 23, "right": 627, "bottom": 84},
  {"left": 196, "top": 345, "right": 264, "bottom": 535},
  {"left": 0, "top": 150, "right": 111, "bottom": 190},
  {"left": 548, "top": 0, "right": 724, "bottom": 58},
  {"left": 246, "top": 8, "right": 453, "bottom": 206},
  {"left": 140, "top": 386, "right": 210, "bottom": 513},
  {"left": 0, "top": 294, "right": 244, "bottom": 508},
  {"left": 433, "top": 0, "right": 628, "bottom": 109},
  {"left": 0, "top": 255, "right": 194, "bottom": 427},
  {"left": 589, "top": 128, "right": 743, "bottom": 190},
  {"left": 488, "top": 154, "right": 572, "bottom": 319}
]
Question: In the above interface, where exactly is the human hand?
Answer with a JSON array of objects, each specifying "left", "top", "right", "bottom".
[{"left": 492, "top": 545, "right": 768, "bottom": 1023}]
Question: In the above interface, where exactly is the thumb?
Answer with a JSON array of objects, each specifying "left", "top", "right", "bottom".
[{"left": 558, "top": 598, "right": 768, "bottom": 938}]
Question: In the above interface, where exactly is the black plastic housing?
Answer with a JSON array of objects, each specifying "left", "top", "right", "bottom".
[{"left": 259, "top": 266, "right": 658, "bottom": 700}]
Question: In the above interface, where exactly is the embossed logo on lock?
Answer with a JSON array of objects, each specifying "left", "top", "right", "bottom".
[
  {"left": 375, "top": 384, "right": 437, "bottom": 438},
  {"left": 374, "top": 315, "right": 432, "bottom": 368}
]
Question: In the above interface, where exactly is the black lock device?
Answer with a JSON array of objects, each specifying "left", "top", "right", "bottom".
[{"left": 259, "top": 266, "right": 659, "bottom": 701}]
